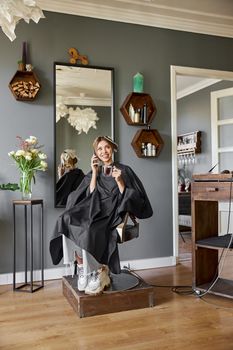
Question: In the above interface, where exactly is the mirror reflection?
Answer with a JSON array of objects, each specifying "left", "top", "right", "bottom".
[{"left": 54, "top": 63, "right": 114, "bottom": 207}]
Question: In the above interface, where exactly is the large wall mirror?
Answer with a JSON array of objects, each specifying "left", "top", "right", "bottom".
[{"left": 54, "top": 62, "right": 115, "bottom": 208}]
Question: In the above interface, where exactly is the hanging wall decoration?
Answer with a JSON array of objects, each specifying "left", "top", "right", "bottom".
[
  {"left": 120, "top": 75, "right": 164, "bottom": 158},
  {"left": 56, "top": 101, "right": 99, "bottom": 135},
  {"left": 9, "top": 41, "right": 41, "bottom": 101},
  {"left": 0, "top": 0, "right": 45, "bottom": 42},
  {"left": 68, "top": 47, "right": 89, "bottom": 65}
]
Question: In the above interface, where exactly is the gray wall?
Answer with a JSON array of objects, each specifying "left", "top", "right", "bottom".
[{"left": 0, "top": 11, "right": 233, "bottom": 273}]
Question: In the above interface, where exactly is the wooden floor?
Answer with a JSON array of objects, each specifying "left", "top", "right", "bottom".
[
  {"left": 1, "top": 261, "right": 233, "bottom": 350},
  {"left": 179, "top": 231, "right": 192, "bottom": 261}
]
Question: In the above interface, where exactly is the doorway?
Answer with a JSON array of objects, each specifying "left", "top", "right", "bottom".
[{"left": 170, "top": 66, "right": 233, "bottom": 261}]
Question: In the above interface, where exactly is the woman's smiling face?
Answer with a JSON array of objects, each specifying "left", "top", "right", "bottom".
[{"left": 95, "top": 140, "right": 113, "bottom": 165}]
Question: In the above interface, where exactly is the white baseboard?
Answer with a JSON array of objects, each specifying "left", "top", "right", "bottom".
[
  {"left": 0, "top": 256, "right": 176, "bottom": 285},
  {"left": 120, "top": 256, "right": 176, "bottom": 270}
]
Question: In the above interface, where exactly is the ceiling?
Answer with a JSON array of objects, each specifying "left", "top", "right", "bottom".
[
  {"left": 176, "top": 76, "right": 221, "bottom": 100},
  {"left": 38, "top": 0, "right": 233, "bottom": 38},
  {"left": 56, "top": 65, "right": 222, "bottom": 104},
  {"left": 56, "top": 65, "right": 112, "bottom": 106}
]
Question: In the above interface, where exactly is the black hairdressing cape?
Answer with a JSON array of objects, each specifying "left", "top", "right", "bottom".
[
  {"left": 50, "top": 163, "right": 153, "bottom": 274},
  {"left": 56, "top": 168, "right": 85, "bottom": 206}
]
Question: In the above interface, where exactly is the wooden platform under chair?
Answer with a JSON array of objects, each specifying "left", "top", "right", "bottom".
[{"left": 63, "top": 271, "right": 156, "bottom": 318}]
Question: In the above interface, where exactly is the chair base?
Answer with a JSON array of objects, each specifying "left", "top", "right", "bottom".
[{"left": 62, "top": 270, "right": 156, "bottom": 318}]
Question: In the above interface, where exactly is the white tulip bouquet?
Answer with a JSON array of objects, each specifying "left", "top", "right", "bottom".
[{"left": 8, "top": 136, "right": 48, "bottom": 199}]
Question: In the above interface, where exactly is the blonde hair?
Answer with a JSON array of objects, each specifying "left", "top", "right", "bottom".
[
  {"left": 93, "top": 136, "right": 118, "bottom": 153},
  {"left": 60, "top": 149, "right": 78, "bottom": 168}
]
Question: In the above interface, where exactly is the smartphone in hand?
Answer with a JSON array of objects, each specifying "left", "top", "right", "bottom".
[{"left": 92, "top": 153, "right": 100, "bottom": 167}]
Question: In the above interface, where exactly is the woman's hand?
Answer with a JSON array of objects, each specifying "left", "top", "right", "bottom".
[
  {"left": 112, "top": 166, "right": 125, "bottom": 193},
  {"left": 90, "top": 154, "right": 99, "bottom": 193},
  {"left": 58, "top": 164, "right": 65, "bottom": 179},
  {"left": 112, "top": 166, "right": 122, "bottom": 182},
  {"left": 91, "top": 154, "right": 99, "bottom": 173}
]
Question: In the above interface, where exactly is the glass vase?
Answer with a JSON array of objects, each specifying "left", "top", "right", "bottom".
[{"left": 20, "top": 171, "right": 33, "bottom": 200}]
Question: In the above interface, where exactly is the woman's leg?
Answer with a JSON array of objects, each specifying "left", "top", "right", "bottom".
[
  {"left": 77, "top": 249, "right": 101, "bottom": 291},
  {"left": 82, "top": 249, "right": 102, "bottom": 275},
  {"left": 62, "top": 235, "right": 110, "bottom": 294},
  {"left": 83, "top": 250, "right": 111, "bottom": 295},
  {"left": 62, "top": 234, "right": 78, "bottom": 275},
  {"left": 62, "top": 235, "right": 87, "bottom": 290}
]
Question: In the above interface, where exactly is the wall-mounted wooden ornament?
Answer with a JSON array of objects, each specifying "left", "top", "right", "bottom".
[
  {"left": 9, "top": 71, "right": 41, "bottom": 101},
  {"left": 131, "top": 128, "right": 164, "bottom": 158},
  {"left": 68, "top": 47, "right": 89, "bottom": 65},
  {"left": 120, "top": 92, "right": 157, "bottom": 126},
  {"left": 8, "top": 42, "right": 41, "bottom": 101}
]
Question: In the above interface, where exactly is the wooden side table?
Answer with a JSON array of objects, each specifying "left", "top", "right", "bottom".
[
  {"left": 192, "top": 173, "right": 233, "bottom": 298},
  {"left": 13, "top": 199, "right": 44, "bottom": 292}
]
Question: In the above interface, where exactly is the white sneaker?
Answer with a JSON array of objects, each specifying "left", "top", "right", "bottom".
[
  {"left": 77, "top": 265, "right": 88, "bottom": 291},
  {"left": 84, "top": 265, "right": 110, "bottom": 295}
]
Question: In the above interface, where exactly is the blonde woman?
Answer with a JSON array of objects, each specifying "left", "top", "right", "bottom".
[
  {"left": 56, "top": 149, "right": 84, "bottom": 206},
  {"left": 50, "top": 136, "right": 153, "bottom": 295}
]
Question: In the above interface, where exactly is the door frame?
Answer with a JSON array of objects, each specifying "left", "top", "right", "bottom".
[
  {"left": 170, "top": 65, "right": 233, "bottom": 259},
  {"left": 211, "top": 87, "right": 233, "bottom": 173}
]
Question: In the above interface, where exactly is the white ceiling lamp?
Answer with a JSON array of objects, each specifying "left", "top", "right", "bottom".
[
  {"left": 0, "top": 0, "right": 45, "bottom": 41},
  {"left": 67, "top": 106, "right": 99, "bottom": 134},
  {"left": 56, "top": 99, "right": 99, "bottom": 135},
  {"left": 56, "top": 102, "right": 69, "bottom": 123}
]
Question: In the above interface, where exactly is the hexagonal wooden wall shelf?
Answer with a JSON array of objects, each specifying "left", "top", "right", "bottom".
[
  {"left": 131, "top": 128, "right": 164, "bottom": 158},
  {"left": 120, "top": 92, "right": 157, "bottom": 125},
  {"left": 9, "top": 70, "right": 41, "bottom": 101}
]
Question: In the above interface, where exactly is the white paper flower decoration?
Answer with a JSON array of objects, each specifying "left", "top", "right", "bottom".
[
  {"left": 0, "top": 0, "right": 45, "bottom": 41},
  {"left": 67, "top": 107, "right": 99, "bottom": 134},
  {"left": 56, "top": 102, "right": 69, "bottom": 122}
]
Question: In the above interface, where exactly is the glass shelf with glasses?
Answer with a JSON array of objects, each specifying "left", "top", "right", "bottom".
[
  {"left": 178, "top": 150, "right": 196, "bottom": 166},
  {"left": 177, "top": 131, "right": 201, "bottom": 166}
]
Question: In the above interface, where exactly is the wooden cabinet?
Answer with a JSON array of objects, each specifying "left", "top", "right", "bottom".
[
  {"left": 192, "top": 173, "right": 233, "bottom": 298},
  {"left": 131, "top": 128, "right": 164, "bottom": 158},
  {"left": 120, "top": 92, "right": 156, "bottom": 126}
]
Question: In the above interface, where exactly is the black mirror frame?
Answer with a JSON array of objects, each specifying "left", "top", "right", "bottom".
[{"left": 53, "top": 62, "right": 115, "bottom": 208}]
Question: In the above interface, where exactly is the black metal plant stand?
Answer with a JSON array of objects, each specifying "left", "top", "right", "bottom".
[{"left": 13, "top": 199, "right": 44, "bottom": 293}]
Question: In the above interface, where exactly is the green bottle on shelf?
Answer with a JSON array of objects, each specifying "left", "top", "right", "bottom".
[{"left": 133, "top": 72, "right": 144, "bottom": 93}]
